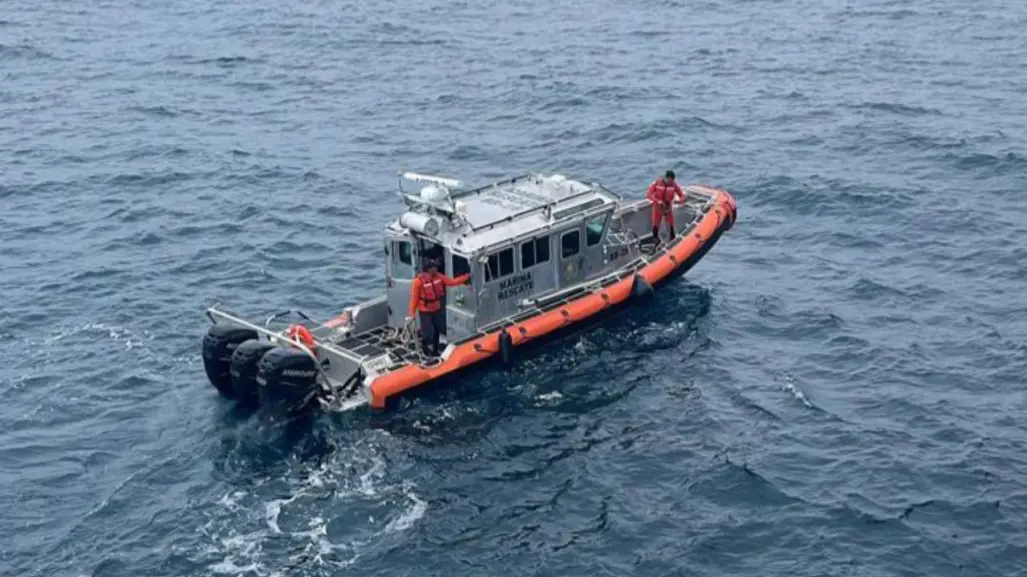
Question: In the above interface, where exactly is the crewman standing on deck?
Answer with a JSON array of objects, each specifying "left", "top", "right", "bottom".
[
  {"left": 407, "top": 258, "right": 471, "bottom": 358},
  {"left": 646, "top": 169, "right": 687, "bottom": 244}
]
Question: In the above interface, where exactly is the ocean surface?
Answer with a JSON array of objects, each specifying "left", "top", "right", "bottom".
[{"left": 3, "top": 0, "right": 1027, "bottom": 575}]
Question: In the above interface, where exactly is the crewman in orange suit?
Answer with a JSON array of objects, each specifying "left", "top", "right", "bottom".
[
  {"left": 646, "top": 169, "right": 686, "bottom": 244},
  {"left": 407, "top": 258, "right": 471, "bottom": 357}
]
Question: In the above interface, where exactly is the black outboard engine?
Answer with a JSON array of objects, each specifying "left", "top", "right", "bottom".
[
  {"left": 202, "top": 325, "right": 258, "bottom": 398},
  {"left": 229, "top": 339, "right": 276, "bottom": 409},
  {"left": 256, "top": 347, "right": 321, "bottom": 416}
]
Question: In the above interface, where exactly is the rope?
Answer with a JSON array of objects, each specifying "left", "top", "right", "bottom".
[
  {"left": 383, "top": 316, "right": 442, "bottom": 368},
  {"left": 316, "top": 312, "right": 452, "bottom": 411},
  {"left": 382, "top": 315, "right": 417, "bottom": 346}
]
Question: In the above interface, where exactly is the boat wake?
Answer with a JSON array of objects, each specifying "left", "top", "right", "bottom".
[{"left": 198, "top": 440, "right": 426, "bottom": 576}]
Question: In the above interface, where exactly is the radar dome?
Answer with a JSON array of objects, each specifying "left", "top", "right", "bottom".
[{"left": 420, "top": 184, "right": 449, "bottom": 202}]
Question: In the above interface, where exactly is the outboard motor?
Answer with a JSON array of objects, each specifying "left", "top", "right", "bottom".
[
  {"left": 256, "top": 347, "right": 321, "bottom": 417},
  {"left": 229, "top": 339, "right": 276, "bottom": 409},
  {"left": 202, "top": 325, "right": 258, "bottom": 398}
]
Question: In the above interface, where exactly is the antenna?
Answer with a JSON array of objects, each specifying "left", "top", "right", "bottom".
[{"left": 401, "top": 172, "right": 464, "bottom": 189}]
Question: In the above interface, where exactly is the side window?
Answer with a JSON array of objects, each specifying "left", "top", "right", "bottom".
[
  {"left": 521, "top": 236, "right": 551, "bottom": 270},
  {"left": 561, "top": 230, "right": 580, "bottom": 259},
  {"left": 521, "top": 240, "right": 535, "bottom": 269},
  {"left": 452, "top": 253, "right": 470, "bottom": 277},
  {"left": 398, "top": 241, "right": 412, "bottom": 265},
  {"left": 498, "top": 247, "right": 514, "bottom": 277},
  {"left": 485, "top": 247, "right": 515, "bottom": 281},
  {"left": 586, "top": 214, "right": 607, "bottom": 247},
  {"left": 393, "top": 240, "right": 414, "bottom": 280},
  {"left": 536, "top": 236, "right": 550, "bottom": 264},
  {"left": 486, "top": 253, "right": 499, "bottom": 282}
]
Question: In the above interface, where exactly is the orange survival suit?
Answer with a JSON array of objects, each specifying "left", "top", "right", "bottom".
[
  {"left": 646, "top": 172, "right": 686, "bottom": 242},
  {"left": 408, "top": 262, "right": 470, "bottom": 357}
]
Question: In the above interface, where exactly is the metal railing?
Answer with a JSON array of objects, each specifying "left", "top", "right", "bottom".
[{"left": 205, "top": 304, "right": 364, "bottom": 367}]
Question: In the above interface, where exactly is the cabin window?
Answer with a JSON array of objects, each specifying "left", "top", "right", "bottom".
[
  {"left": 452, "top": 253, "right": 470, "bottom": 278},
  {"left": 520, "top": 236, "right": 550, "bottom": 269},
  {"left": 586, "top": 214, "right": 607, "bottom": 247},
  {"left": 485, "top": 247, "right": 515, "bottom": 281},
  {"left": 499, "top": 247, "right": 514, "bottom": 276},
  {"left": 393, "top": 240, "right": 414, "bottom": 280},
  {"left": 561, "top": 230, "right": 580, "bottom": 259},
  {"left": 398, "top": 241, "right": 412, "bottom": 265},
  {"left": 486, "top": 254, "right": 497, "bottom": 282},
  {"left": 537, "top": 236, "right": 550, "bottom": 263}
]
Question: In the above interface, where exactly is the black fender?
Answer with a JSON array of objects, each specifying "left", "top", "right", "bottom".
[
  {"left": 499, "top": 329, "right": 514, "bottom": 365},
  {"left": 631, "top": 274, "right": 654, "bottom": 301}
]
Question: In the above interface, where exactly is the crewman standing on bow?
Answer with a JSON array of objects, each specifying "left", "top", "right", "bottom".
[
  {"left": 646, "top": 169, "right": 686, "bottom": 243},
  {"left": 407, "top": 258, "right": 471, "bottom": 357}
]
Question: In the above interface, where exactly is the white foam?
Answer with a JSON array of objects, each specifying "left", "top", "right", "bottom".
[
  {"left": 384, "top": 490, "right": 427, "bottom": 534},
  {"left": 217, "top": 490, "right": 245, "bottom": 510},
  {"left": 780, "top": 374, "right": 814, "bottom": 408},
  {"left": 35, "top": 321, "right": 196, "bottom": 369},
  {"left": 209, "top": 530, "right": 266, "bottom": 575},
  {"left": 356, "top": 456, "right": 385, "bottom": 496},
  {"left": 536, "top": 391, "right": 564, "bottom": 406},
  {"left": 199, "top": 446, "right": 426, "bottom": 575},
  {"left": 210, "top": 558, "right": 260, "bottom": 575},
  {"left": 325, "top": 394, "right": 369, "bottom": 413},
  {"left": 264, "top": 497, "right": 290, "bottom": 534}
]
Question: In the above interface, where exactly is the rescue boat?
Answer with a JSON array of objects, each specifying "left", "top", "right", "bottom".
[{"left": 201, "top": 172, "right": 737, "bottom": 415}]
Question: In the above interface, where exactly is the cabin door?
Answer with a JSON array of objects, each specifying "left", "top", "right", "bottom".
[
  {"left": 444, "top": 250, "right": 476, "bottom": 341},
  {"left": 582, "top": 211, "right": 611, "bottom": 277},
  {"left": 557, "top": 225, "right": 586, "bottom": 286},
  {"left": 386, "top": 237, "right": 416, "bottom": 328}
]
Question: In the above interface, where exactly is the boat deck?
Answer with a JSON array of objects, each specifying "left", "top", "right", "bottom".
[{"left": 335, "top": 327, "right": 425, "bottom": 366}]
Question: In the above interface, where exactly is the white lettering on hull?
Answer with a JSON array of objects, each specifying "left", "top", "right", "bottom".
[{"left": 497, "top": 272, "right": 534, "bottom": 301}]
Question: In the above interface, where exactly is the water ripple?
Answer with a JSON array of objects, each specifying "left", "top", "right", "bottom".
[{"left": 3, "top": 0, "right": 1027, "bottom": 575}]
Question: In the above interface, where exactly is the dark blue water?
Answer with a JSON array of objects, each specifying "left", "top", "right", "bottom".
[{"left": 3, "top": 0, "right": 1027, "bottom": 575}]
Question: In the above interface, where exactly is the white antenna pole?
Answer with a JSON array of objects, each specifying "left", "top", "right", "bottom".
[{"left": 401, "top": 172, "right": 464, "bottom": 189}]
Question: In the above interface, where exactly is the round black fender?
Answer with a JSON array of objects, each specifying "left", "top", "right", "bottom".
[
  {"left": 499, "top": 329, "right": 514, "bottom": 365},
  {"left": 202, "top": 325, "right": 258, "bottom": 398},
  {"left": 631, "top": 274, "right": 654, "bottom": 301},
  {"left": 257, "top": 347, "right": 321, "bottom": 416},
  {"left": 229, "top": 339, "right": 276, "bottom": 409}
]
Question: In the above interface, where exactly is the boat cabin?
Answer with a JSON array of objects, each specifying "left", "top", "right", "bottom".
[{"left": 383, "top": 172, "right": 621, "bottom": 342}]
